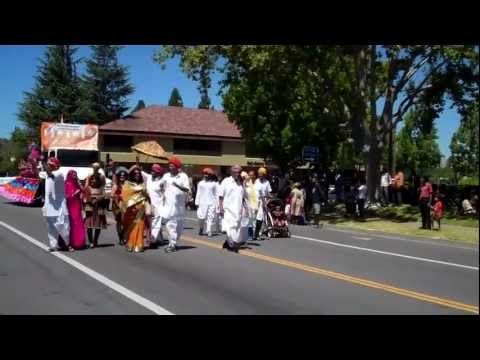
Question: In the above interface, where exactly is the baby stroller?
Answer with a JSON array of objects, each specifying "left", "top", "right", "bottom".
[{"left": 261, "top": 198, "right": 291, "bottom": 238}]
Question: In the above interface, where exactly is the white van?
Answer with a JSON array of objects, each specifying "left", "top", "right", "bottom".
[{"left": 39, "top": 149, "right": 112, "bottom": 197}]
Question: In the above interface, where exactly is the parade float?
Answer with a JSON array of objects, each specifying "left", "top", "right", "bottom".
[
  {"left": 0, "top": 119, "right": 110, "bottom": 205},
  {"left": 0, "top": 141, "right": 43, "bottom": 204}
]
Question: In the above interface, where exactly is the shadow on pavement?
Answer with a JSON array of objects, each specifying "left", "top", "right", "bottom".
[
  {"left": 5, "top": 201, "right": 43, "bottom": 208},
  {"left": 95, "top": 244, "right": 115, "bottom": 248},
  {"left": 175, "top": 245, "right": 196, "bottom": 251}
]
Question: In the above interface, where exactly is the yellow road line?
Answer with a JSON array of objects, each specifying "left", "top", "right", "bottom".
[{"left": 182, "top": 235, "right": 479, "bottom": 314}]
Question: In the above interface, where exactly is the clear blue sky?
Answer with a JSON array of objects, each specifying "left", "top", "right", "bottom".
[{"left": 0, "top": 45, "right": 461, "bottom": 157}]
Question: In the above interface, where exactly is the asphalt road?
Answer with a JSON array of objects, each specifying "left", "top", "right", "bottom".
[{"left": 0, "top": 198, "right": 478, "bottom": 315}]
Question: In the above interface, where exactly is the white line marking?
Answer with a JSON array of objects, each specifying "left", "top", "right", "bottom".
[
  {"left": 0, "top": 221, "right": 174, "bottom": 315},
  {"left": 291, "top": 234, "right": 479, "bottom": 271},
  {"left": 184, "top": 216, "right": 478, "bottom": 270},
  {"left": 323, "top": 225, "right": 479, "bottom": 251},
  {"left": 352, "top": 236, "right": 371, "bottom": 241}
]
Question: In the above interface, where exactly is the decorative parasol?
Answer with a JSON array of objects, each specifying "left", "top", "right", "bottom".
[{"left": 131, "top": 141, "right": 168, "bottom": 163}]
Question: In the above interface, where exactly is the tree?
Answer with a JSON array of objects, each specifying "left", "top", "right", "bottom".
[
  {"left": 131, "top": 99, "right": 146, "bottom": 114},
  {"left": 18, "top": 45, "right": 84, "bottom": 137},
  {"left": 0, "top": 127, "right": 29, "bottom": 173},
  {"left": 343, "top": 45, "right": 478, "bottom": 201},
  {"left": 396, "top": 107, "right": 442, "bottom": 175},
  {"left": 198, "top": 94, "right": 211, "bottom": 109},
  {"left": 154, "top": 45, "right": 479, "bottom": 200},
  {"left": 155, "top": 46, "right": 349, "bottom": 170},
  {"left": 450, "top": 101, "right": 479, "bottom": 180},
  {"left": 168, "top": 88, "right": 183, "bottom": 107},
  {"left": 80, "top": 45, "right": 134, "bottom": 124}
]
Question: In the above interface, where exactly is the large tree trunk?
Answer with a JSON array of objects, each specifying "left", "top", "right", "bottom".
[{"left": 365, "top": 45, "right": 381, "bottom": 203}]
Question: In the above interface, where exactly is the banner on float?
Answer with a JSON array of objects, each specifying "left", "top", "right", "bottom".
[
  {"left": 41, "top": 122, "right": 99, "bottom": 151},
  {"left": 0, "top": 177, "right": 41, "bottom": 204}
]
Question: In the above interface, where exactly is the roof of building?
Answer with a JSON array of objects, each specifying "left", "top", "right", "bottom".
[{"left": 100, "top": 106, "right": 242, "bottom": 139}]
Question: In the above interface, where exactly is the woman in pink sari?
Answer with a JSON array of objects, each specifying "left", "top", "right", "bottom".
[{"left": 65, "top": 170, "right": 86, "bottom": 249}]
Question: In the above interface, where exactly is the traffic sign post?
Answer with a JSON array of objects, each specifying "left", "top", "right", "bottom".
[{"left": 302, "top": 146, "right": 319, "bottom": 162}]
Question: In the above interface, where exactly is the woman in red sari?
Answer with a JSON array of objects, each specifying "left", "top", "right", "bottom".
[{"left": 65, "top": 170, "right": 86, "bottom": 249}]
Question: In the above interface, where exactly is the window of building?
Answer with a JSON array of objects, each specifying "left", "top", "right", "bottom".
[
  {"left": 173, "top": 138, "right": 222, "bottom": 156},
  {"left": 103, "top": 135, "right": 134, "bottom": 151}
]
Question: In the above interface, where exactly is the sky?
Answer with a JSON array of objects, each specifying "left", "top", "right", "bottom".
[{"left": 0, "top": 45, "right": 461, "bottom": 157}]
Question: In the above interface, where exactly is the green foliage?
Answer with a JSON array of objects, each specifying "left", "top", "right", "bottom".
[
  {"left": 450, "top": 101, "right": 479, "bottom": 179},
  {"left": 396, "top": 106, "right": 442, "bottom": 175},
  {"left": 198, "top": 94, "right": 211, "bottom": 109},
  {"left": 168, "top": 88, "right": 183, "bottom": 107},
  {"left": 18, "top": 45, "right": 84, "bottom": 134},
  {"left": 374, "top": 205, "right": 419, "bottom": 222},
  {"left": 0, "top": 127, "right": 29, "bottom": 173},
  {"left": 154, "top": 45, "right": 479, "bottom": 179},
  {"left": 458, "top": 176, "right": 479, "bottom": 186},
  {"left": 80, "top": 46, "right": 134, "bottom": 124},
  {"left": 131, "top": 99, "right": 146, "bottom": 114},
  {"left": 155, "top": 46, "right": 350, "bottom": 170}
]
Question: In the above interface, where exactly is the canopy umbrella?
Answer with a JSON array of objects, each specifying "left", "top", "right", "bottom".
[{"left": 131, "top": 141, "right": 168, "bottom": 163}]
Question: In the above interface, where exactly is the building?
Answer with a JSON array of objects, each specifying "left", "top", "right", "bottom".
[{"left": 99, "top": 105, "right": 265, "bottom": 176}]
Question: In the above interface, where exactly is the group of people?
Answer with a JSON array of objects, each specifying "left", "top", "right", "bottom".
[
  {"left": 41, "top": 154, "right": 281, "bottom": 255},
  {"left": 43, "top": 159, "right": 110, "bottom": 251},
  {"left": 380, "top": 169, "right": 405, "bottom": 206},
  {"left": 194, "top": 166, "right": 275, "bottom": 252},
  {"left": 418, "top": 176, "right": 445, "bottom": 230},
  {"left": 42, "top": 156, "right": 191, "bottom": 254}
]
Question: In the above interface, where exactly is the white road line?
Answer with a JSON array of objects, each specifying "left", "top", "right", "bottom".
[
  {"left": 186, "top": 216, "right": 477, "bottom": 251},
  {"left": 316, "top": 225, "right": 479, "bottom": 251},
  {"left": 0, "top": 221, "right": 174, "bottom": 315},
  {"left": 291, "top": 234, "right": 479, "bottom": 271},
  {"left": 184, "top": 216, "right": 478, "bottom": 270},
  {"left": 352, "top": 236, "right": 372, "bottom": 241}
]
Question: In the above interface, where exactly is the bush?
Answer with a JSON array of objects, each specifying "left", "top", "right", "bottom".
[
  {"left": 374, "top": 205, "right": 418, "bottom": 222},
  {"left": 459, "top": 176, "right": 479, "bottom": 186}
]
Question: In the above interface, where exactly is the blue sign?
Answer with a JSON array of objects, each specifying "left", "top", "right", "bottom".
[{"left": 302, "top": 146, "right": 319, "bottom": 162}]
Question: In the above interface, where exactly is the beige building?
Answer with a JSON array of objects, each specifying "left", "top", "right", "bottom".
[{"left": 99, "top": 105, "right": 264, "bottom": 176}]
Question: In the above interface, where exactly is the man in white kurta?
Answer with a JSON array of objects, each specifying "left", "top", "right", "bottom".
[
  {"left": 142, "top": 164, "right": 166, "bottom": 246},
  {"left": 195, "top": 168, "right": 219, "bottom": 237},
  {"left": 42, "top": 157, "right": 72, "bottom": 252},
  {"left": 160, "top": 157, "right": 190, "bottom": 253},
  {"left": 219, "top": 165, "right": 249, "bottom": 252},
  {"left": 253, "top": 167, "right": 272, "bottom": 240}
]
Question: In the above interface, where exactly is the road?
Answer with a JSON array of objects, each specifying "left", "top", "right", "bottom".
[{"left": 0, "top": 198, "right": 478, "bottom": 315}]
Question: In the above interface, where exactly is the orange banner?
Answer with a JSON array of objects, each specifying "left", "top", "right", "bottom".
[{"left": 41, "top": 122, "right": 99, "bottom": 151}]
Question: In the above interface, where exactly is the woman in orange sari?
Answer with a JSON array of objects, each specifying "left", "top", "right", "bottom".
[{"left": 121, "top": 167, "right": 148, "bottom": 253}]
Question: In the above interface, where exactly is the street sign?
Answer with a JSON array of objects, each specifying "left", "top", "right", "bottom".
[{"left": 302, "top": 146, "right": 319, "bottom": 162}]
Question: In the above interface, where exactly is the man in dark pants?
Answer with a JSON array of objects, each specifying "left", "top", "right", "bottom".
[{"left": 419, "top": 177, "right": 433, "bottom": 230}]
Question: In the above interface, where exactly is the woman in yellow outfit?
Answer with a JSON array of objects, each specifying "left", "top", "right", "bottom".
[{"left": 121, "top": 166, "right": 149, "bottom": 253}]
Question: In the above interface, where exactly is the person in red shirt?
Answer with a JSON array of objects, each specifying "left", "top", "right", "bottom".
[
  {"left": 431, "top": 194, "right": 444, "bottom": 231},
  {"left": 419, "top": 177, "right": 433, "bottom": 229}
]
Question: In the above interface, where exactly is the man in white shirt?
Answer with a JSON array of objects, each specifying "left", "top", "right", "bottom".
[
  {"left": 219, "top": 165, "right": 249, "bottom": 252},
  {"left": 380, "top": 170, "right": 391, "bottom": 205},
  {"left": 195, "top": 168, "right": 219, "bottom": 237},
  {"left": 253, "top": 167, "right": 272, "bottom": 240},
  {"left": 142, "top": 163, "right": 166, "bottom": 247},
  {"left": 160, "top": 157, "right": 190, "bottom": 253},
  {"left": 357, "top": 179, "right": 368, "bottom": 218},
  {"left": 42, "top": 157, "right": 73, "bottom": 252}
]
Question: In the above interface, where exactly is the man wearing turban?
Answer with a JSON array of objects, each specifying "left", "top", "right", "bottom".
[
  {"left": 140, "top": 163, "right": 166, "bottom": 247},
  {"left": 42, "top": 157, "right": 73, "bottom": 252},
  {"left": 253, "top": 167, "right": 272, "bottom": 240},
  {"left": 160, "top": 156, "right": 190, "bottom": 253},
  {"left": 195, "top": 168, "right": 219, "bottom": 237}
]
